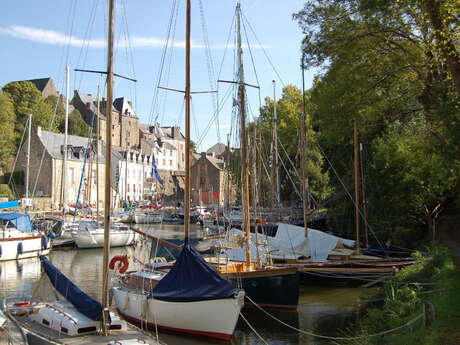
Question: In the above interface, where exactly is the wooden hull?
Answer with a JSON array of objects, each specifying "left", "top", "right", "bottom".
[
  {"left": 223, "top": 266, "right": 299, "bottom": 309},
  {"left": 111, "top": 285, "right": 245, "bottom": 340}
]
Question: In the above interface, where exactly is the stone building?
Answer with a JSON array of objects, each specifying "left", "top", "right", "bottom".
[
  {"left": 21, "top": 77, "right": 59, "bottom": 98},
  {"left": 72, "top": 91, "right": 139, "bottom": 150},
  {"left": 14, "top": 126, "right": 108, "bottom": 210},
  {"left": 190, "top": 152, "right": 231, "bottom": 207}
]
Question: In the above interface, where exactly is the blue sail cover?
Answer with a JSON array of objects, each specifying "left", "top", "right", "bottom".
[
  {"left": 151, "top": 240, "right": 238, "bottom": 302},
  {"left": 0, "top": 212, "right": 32, "bottom": 232},
  {"left": 39, "top": 256, "right": 102, "bottom": 321}
]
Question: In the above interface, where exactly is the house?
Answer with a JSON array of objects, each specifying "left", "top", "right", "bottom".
[
  {"left": 72, "top": 91, "right": 139, "bottom": 150},
  {"left": 14, "top": 126, "right": 107, "bottom": 210},
  {"left": 190, "top": 152, "right": 232, "bottom": 207},
  {"left": 19, "top": 77, "right": 59, "bottom": 98}
]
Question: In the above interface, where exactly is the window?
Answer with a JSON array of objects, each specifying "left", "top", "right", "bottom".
[
  {"left": 68, "top": 168, "right": 75, "bottom": 184},
  {"left": 170, "top": 150, "right": 172, "bottom": 156},
  {"left": 162, "top": 159, "right": 165, "bottom": 166},
  {"left": 169, "top": 160, "right": 172, "bottom": 166}
]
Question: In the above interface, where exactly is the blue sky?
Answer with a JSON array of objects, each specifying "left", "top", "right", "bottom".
[{"left": 0, "top": 0, "right": 313, "bottom": 151}]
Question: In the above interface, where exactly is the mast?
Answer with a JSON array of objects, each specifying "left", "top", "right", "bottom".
[
  {"left": 236, "top": 3, "right": 251, "bottom": 269},
  {"left": 301, "top": 57, "right": 308, "bottom": 239},
  {"left": 25, "top": 114, "right": 32, "bottom": 204},
  {"left": 62, "top": 66, "right": 69, "bottom": 214},
  {"left": 102, "top": 0, "right": 114, "bottom": 334},
  {"left": 184, "top": 0, "right": 191, "bottom": 240},
  {"left": 273, "top": 80, "right": 280, "bottom": 207},
  {"left": 354, "top": 119, "right": 361, "bottom": 254},
  {"left": 360, "top": 142, "right": 369, "bottom": 248},
  {"left": 96, "top": 86, "right": 100, "bottom": 224}
]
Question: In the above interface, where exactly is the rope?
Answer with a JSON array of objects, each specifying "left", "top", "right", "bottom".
[
  {"left": 245, "top": 295, "right": 425, "bottom": 340},
  {"left": 239, "top": 311, "right": 270, "bottom": 345}
]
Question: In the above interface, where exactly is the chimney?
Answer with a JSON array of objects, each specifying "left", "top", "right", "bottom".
[{"left": 173, "top": 126, "right": 181, "bottom": 139}]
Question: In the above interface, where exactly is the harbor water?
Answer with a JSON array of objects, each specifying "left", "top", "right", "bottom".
[{"left": 0, "top": 224, "right": 375, "bottom": 344}]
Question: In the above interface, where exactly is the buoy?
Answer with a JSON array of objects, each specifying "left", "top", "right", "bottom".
[{"left": 109, "top": 255, "right": 130, "bottom": 274}]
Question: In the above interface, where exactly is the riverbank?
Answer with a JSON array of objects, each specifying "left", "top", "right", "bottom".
[{"left": 345, "top": 243, "right": 460, "bottom": 344}]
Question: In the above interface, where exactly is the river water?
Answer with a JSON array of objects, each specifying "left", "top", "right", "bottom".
[{"left": 0, "top": 224, "right": 375, "bottom": 344}]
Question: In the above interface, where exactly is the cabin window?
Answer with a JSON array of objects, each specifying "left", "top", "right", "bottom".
[
  {"left": 42, "top": 319, "right": 50, "bottom": 326},
  {"left": 60, "top": 327, "right": 68, "bottom": 334},
  {"left": 109, "top": 324, "right": 122, "bottom": 330},
  {"left": 78, "top": 326, "right": 97, "bottom": 334}
]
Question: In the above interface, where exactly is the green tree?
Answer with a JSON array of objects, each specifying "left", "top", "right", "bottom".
[
  {"left": 0, "top": 92, "right": 16, "bottom": 172},
  {"left": 2, "top": 81, "right": 42, "bottom": 137},
  {"left": 68, "top": 109, "right": 90, "bottom": 137}
]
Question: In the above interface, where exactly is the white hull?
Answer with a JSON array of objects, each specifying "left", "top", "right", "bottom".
[
  {"left": 0, "top": 230, "right": 50, "bottom": 261},
  {"left": 73, "top": 229, "right": 137, "bottom": 249},
  {"left": 134, "top": 213, "right": 163, "bottom": 224},
  {"left": 112, "top": 285, "right": 244, "bottom": 340}
]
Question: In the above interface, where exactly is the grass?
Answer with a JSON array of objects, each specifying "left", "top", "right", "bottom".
[{"left": 343, "top": 243, "right": 460, "bottom": 345}]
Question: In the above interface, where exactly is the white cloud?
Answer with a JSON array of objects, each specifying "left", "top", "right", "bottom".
[{"left": 0, "top": 25, "right": 269, "bottom": 50}]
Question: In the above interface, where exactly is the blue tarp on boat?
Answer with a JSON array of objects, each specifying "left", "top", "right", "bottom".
[
  {"left": 40, "top": 256, "right": 102, "bottom": 321},
  {"left": 0, "top": 200, "right": 19, "bottom": 209},
  {"left": 151, "top": 239, "right": 238, "bottom": 302},
  {"left": 0, "top": 212, "right": 32, "bottom": 232}
]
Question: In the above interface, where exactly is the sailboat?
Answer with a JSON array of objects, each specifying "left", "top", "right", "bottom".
[
  {"left": 205, "top": 3, "right": 299, "bottom": 310},
  {"left": 3, "top": 1, "right": 162, "bottom": 343},
  {"left": 110, "top": 0, "right": 245, "bottom": 340}
]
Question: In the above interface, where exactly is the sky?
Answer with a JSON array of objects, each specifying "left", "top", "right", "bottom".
[{"left": 0, "top": 0, "right": 314, "bottom": 152}]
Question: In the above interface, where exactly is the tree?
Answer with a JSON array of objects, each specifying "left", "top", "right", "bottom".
[
  {"left": 68, "top": 109, "right": 90, "bottom": 137},
  {"left": 0, "top": 92, "right": 16, "bottom": 172},
  {"left": 294, "top": 0, "right": 459, "bottom": 244},
  {"left": 2, "top": 81, "right": 42, "bottom": 137}
]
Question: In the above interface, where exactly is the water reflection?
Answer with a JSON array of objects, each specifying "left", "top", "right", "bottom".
[{"left": 0, "top": 223, "right": 375, "bottom": 345}]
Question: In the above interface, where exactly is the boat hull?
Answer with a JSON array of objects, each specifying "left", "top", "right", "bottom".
[
  {"left": 225, "top": 267, "right": 299, "bottom": 309},
  {"left": 0, "top": 232, "right": 50, "bottom": 261},
  {"left": 112, "top": 285, "right": 244, "bottom": 340},
  {"left": 73, "top": 230, "right": 137, "bottom": 249},
  {"left": 134, "top": 213, "right": 163, "bottom": 224}
]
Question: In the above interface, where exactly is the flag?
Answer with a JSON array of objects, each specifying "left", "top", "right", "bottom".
[{"left": 151, "top": 150, "right": 164, "bottom": 186}]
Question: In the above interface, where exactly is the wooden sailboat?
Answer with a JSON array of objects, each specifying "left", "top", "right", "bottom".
[
  {"left": 110, "top": 0, "right": 245, "bottom": 340},
  {"left": 209, "top": 3, "right": 299, "bottom": 310},
  {"left": 3, "top": 1, "right": 162, "bottom": 343}
]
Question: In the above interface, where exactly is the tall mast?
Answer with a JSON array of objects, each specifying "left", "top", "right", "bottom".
[
  {"left": 360, "top": 142, "right": 369, "bottom": 248},
  {"left": 301, "top": 57, "right": 308, "bottom": 239},
  {"left": 96, "top": 86, "right": 100, "bottom": 224},
  {"left": 62, "top": 66, "right": 69, "bottom": 213},
  {"left": 273, "top": 80, "right": 280, "bottom": 207},
  {"left": 25, "top": 114, "right": 32, "bottom": 203},
  {"left": 236, "top": 3, "right": 251, "bottom": 269},
  {"left": 354, "top": 119, "right": 361, "bottom": 254},
  {"left": 102, "top": 0, "right": 114, "bottom": 334},
  {"left": 184, "top": 0, "right": 191, "bottom": 240}
]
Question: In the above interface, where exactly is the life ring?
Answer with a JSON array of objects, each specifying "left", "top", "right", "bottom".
[{"left": 109, "top": 254, "right": 130, "bottom": 274}]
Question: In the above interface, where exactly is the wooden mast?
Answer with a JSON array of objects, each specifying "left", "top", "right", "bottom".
[
  {"left": 184, "top": 0, "right": 191, "bottom": 240},
  {"left": 354, "top": 118, "right": 361, "bottom": 254},
  {"left": 236, "top": 3, "right": 251, "bottom": 269},
  {"left": 301, "top": 57, "right": 308, "bottom": 239},
  {"left": 102, "top": 0, "right": 114, "bottom": 334}
]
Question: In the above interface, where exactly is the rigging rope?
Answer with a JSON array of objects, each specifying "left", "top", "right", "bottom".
[{"left": 245, "top": 295, "right": 426, "bottom": 340}]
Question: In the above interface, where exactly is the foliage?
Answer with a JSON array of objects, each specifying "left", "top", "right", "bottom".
[
  {"left": 68, "top": 109, "right": 90, "bottom": 137},
  {"left": 294, "top": 0, "right": 460, "bottom": 245},
  {"left": 0, "top": 184, "right": 14, "bottom": 199},
  {"left": 0, "top": 92, "right": 16, "bottom": 172},
  {"left": 348, "top": 243, "right": 459, "bottom": 344}
]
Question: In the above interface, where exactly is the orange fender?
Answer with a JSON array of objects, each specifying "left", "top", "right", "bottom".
[{"left": 109, "top": 254, "right": 130, "bottom": 274}]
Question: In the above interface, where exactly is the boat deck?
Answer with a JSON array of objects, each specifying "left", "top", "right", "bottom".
[{"left": 20, "top": 317, "right": 163, "bottom": 344}]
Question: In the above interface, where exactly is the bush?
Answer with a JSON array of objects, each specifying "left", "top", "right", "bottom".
[{"left": 0, "top": 184, "right": 13, "bottom": 199}]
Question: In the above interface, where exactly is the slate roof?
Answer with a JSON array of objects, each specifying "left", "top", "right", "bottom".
[
  {"left": 207, "top": 156, "right": 225, "bottom": 170},
  {"left": 38, "top": 130, "right": 105, "bottom": 161},
  {"left": 28, "top": 78, "right": 52, "bottom": 93},
  {"left": 206, "top": 143, "right": 227, "bottom": 156}
]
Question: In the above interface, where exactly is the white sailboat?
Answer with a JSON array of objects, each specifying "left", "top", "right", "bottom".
[{"left": 111, "top": 0, "right": 245, "bottom": 340}]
